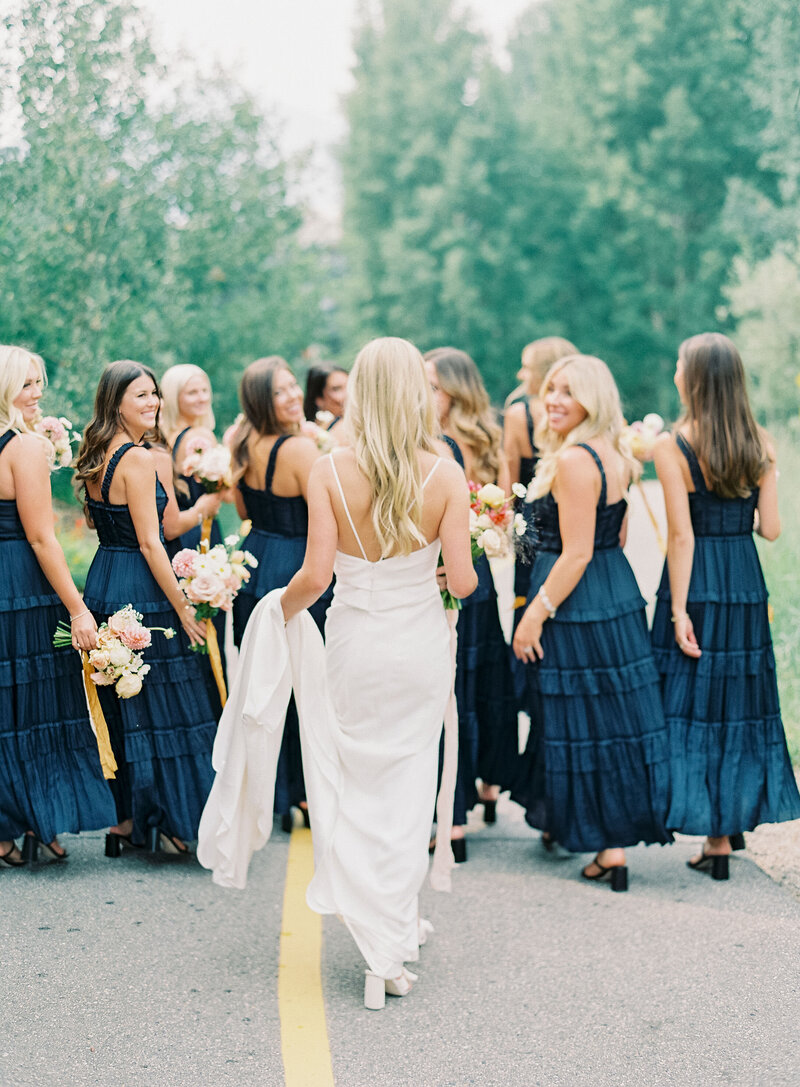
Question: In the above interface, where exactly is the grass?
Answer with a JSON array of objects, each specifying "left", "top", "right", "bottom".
[{"left": 757, "top": 425, "right": 800, "bottom": 764}]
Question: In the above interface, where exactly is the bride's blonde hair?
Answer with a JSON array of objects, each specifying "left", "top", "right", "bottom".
[
  {"left": 530, "top": 354, "right": 640, "bottom": 499},
  {"left": 0, "top": 345, "right": 50, "bottom": 445},
  {"left": 346, "top": 337, "right": 437, "bottom": 557}
]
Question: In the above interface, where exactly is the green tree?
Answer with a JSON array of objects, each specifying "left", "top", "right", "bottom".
[{"left": 0, "top": 0, "right": 321, "bottom": 428}]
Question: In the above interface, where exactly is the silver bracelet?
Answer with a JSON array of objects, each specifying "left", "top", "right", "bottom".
[
  {"left": 69, "top": 608, "right": 90, "bottom": 624},
  {"left": 537, "top": 585, "right": 557, "bottom": 619}
]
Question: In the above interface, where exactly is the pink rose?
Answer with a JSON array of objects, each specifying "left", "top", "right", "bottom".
[
  {"left": 107, "top": 608, "right": 140, "bottom": 638},
  {"left": 118, "top": 626, "right": 151, "bottom": 651},
  {"left": 90, "top": 670, "right": 115, "bottom": 686},
  {"left": 184, "top": 572, "right": 223, "bottom": 604},
  {"left": 171, "top": 549, "right": 198, "bottom": 578},
  {"left": 209, "top": 588, "right": 230, "bottom": 610}
]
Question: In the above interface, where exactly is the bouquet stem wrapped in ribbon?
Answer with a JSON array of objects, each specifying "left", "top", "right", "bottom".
[
  {"left": 171, "top": 523, "right": 258, "bottom": 707},
  {"left": 53, "top": 605, "right": 176, "bottom": 779}
]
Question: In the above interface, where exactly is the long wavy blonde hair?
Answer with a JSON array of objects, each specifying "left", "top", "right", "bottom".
[
  {"left": 0, "top": 345, "right": 50, "bottom": 448},
  {"left": 159, "top": 364, "right": 215, "bottom": 438},
  {"left": 530, "top": 354, "right": 640, "bottom": 499},
  {"left": 346, "top": 337, "right": 437, "bottom": 557},
  {"left": 424, "top": 346, "right": 502, "bottom": 485}
]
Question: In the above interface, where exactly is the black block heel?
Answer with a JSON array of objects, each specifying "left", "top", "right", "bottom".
[
  {"left": 610, "top": 866, "right": 628, "bottom": 892},
  {"left": 711, "top": 855, "right": 729, "bottom": 880},
  {"left": 687, "top": 851, "right": 730, "bottom": 880},
  {"left": 451, "top": 838, "right": 467, "bottom": 864},
  {"left": 146, "top": 825, "right": 160, "bottom": 853},
  {"left": 301, "top": 806, "right": 311, "bottom": 829},
  {"left": 22, "top": 835, "right": 38, "bottom": 864},
  {"left": 105, "top": 833, "right": 122, "bottom": 858},
  {"left": 280, "top": 812, "right": 293, "bottom": 833},
  {"left": 581, "top": 856, "right": 628, "bottom": 892},
  {"left": 729, "top": 833, "right": 746, "bottom": 851},
  {"left": 482, "top": 800, "right": 497, "bottom": 825}
]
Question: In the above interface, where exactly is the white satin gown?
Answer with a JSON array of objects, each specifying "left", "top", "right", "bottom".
[
  {"left": 198, "top": 455, "right": 453, "bottom": 981},
  {"left": 305, "top": 455, "right": 451, "bottom": 977}
]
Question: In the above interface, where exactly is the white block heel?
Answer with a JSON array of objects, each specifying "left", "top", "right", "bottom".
[
  {"left": 418, "top": 918, "right": 434, "bottom": 946},
  {"left": 364, "top": 971, "right": 386, "bottom": 1010}
]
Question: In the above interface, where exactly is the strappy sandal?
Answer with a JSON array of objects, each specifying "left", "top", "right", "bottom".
[
  {"left": 581, "top": 855, "right": 628, "bottom": 892},
  {"left": 0, "top": 843, "right": 25, "bottom": 868},
  {"left": 687, "top": 851, "right": 729, "bottom": 881}
]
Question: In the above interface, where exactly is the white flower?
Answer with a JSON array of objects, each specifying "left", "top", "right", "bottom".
[
  {"left": 242, "top": 551, "right": 257, "bottom": 567},
  {"left": 164, "top": 628, "right": 176, "bottom": 640},
  {"left": 477, "top": 527, "right": 505, "bottom": 558},
  {"left": 642, "top": 413, "right": 664, "bottom": 434},
  {"left": 108, "top": 643, "right": 134, "bottom": 669},
  {"left": 116, "top": 673, "right": 143, "bottom": 699},
  {"left": 514, "top": 513, "right": 527, "bottom": 537},
  {"left": 512, "top": 482, "right": 527, "bottom": 499},
  {"left": 475, "top": 513, "right": 493, "bottom": 531},
  {"left": 476, "top": 483, "right": 506, "bottom": 509},
  {"left": 224, "top": 535, "right": 239, "bottom": 547},
  {"left": 469, "top": 509, "right": 478, "bottom": 532}
]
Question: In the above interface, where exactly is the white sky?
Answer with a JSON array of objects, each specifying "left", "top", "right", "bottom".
[{"left": 137, "top": 0, "right": 533, "bottom": 215}]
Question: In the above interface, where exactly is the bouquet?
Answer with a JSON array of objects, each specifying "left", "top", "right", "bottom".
[
  {"left": 172, "top": 532, "right": 258, "bottom": 629},
  {"left": 53, "top": 605, "right": 175, "bottom": 699},
  {"left": 620, "top": 413, "right": 664, "bottom": 462},
  {"left": 181, "top": 437, "right": 233, "bottom": 493},
  {"left": 301, "top": 418, "right": 337, "bottom": 454},
  {"left": 440, "top": 481, "right": 527, "bottom": 610},
  {"left": 469, "top": 481, "right": 527, "bottom": 561},
  {"left": 171, "top": 527, "right": 258, "bottom": 706},
  {"left": 34, "top": 412, "right": 80, "bottom": 470}
]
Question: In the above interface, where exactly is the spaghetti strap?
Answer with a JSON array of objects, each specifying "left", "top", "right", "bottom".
[
  {"left": 172, "top": 427, "right": 191, "bottom": 463},
  {"left": 576, "top": 443, "right": 607, "bottom": 508},
  {"left": 524, "top": 399, "right": 535, "bottom": 451},
  {"left": 266, "top": 435, "right": 291, "bottom": 493},
  {"left": 675, "top": 433, "right": 707, "bottom": 493},
  {"left": 329, "top": 451, "right": 369, "bottom": 561},
  {"left": 101, "top": 442, "right": 136, "bottom": 504},
  {"left": 421, "top": 458, "right": 442, "bottom": 490},
  {"left": 0, "top": 430, "right": 16, "bottom": 458}
]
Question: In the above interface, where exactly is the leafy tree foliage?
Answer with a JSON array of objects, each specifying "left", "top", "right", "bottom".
[{"left": 0, "top": 0, "right": 320, "bottom": 427}]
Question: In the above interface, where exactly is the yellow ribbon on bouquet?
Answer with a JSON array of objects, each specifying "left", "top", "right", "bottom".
[{"left": 80, "top": 651, "right": 118, "bottom": 780}]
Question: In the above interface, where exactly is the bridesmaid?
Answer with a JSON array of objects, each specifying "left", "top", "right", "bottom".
[
  {"left": 74, "top": 360, "right": 218, "bottom": 855},
  {"left": 651, "top": 333, "right": 800, "bottom": 879},
  {"left": 512, "top": 354, "right": 671, "bottom": 890},
  {"left": 159, "top": 363, "right": 226, "bottom": 713},
  {"left": 424, "top": 347, "right": 518, "bottom": 859},
  {"left": 504, "top": 337, "right": 578, "bottom": 618},
  {"left": 159, "top": 363, "right": 224, "bottom": 554},
  {"left": 0, "top": 345, "right": 115, "bottom": 866},
  {"left": 231, "top": 356, "right": 331, "bottom": 829},
  {"left": 304, "top": 363, "right": 348, "bottom": 431}
]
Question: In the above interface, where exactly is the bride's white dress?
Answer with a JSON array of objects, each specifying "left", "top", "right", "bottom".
[
  {"left": 198, "top": 455, "right": 453, "bottom": 980},
  {"left": 303, "top": 456, "right": 451, "bottom": 977}
]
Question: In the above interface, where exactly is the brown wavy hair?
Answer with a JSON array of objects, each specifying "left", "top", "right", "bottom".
[
  {"left": 424, "top": 346, "right": 502, "bottom": 485},
  {"left": 231, "top": 356, "right": 296, "bottom": 483},
  {"left": 678, "top": 333, "right": 768, "bottom": 498},
  {"left": 73, "top": 360, "right": 163, "bottom": 511}
]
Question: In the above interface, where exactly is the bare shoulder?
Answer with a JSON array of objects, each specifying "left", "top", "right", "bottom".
[
  {"left": 9, "top": 432, "right": 49, "bottom": 471},
  {"left": 432, "top": 455, "right": 469, "bottom": 492},
  {"left": 558, "top": 443, "right": 597, "bottom": 474},
  {"left": 119, "top": 445, "right": 156, "bottom": 475},
  {"left": 757, "top": 425, "right": 777, "bottom": 463},
  {"left": 504, "top": 401, "right": 525, "bottom": 425}
]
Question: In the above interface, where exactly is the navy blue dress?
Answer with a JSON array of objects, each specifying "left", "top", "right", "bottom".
[
  {"left": 233, "top": 435, "right": 331, "bottom": 816},
  {"left": 0, "top": 430, "right": 115, "bottom": 843},
  {"left": 651, "top": 435, "right": 800, "bottom": 835},
  {"left": 82, "top": 443, "right": 217, "bottom": 842},
  {"left": 441, "top": 436, "right": 519, "bottom": 823},
  {"left": 512, "top": 444, "right": 671, "bottom": 851},
  {"left": 166, "top": 427, "right": 226, "bottom": 717}
]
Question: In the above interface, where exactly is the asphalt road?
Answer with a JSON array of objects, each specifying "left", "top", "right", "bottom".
[
  {"left": 3, "top": 482, "right": 799, "bottom": 1087},
  {"left": 2, "top": 811, "right": 799, "bottom": 1087}
]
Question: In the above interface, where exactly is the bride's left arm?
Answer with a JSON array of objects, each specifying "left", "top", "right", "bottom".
[{"left": 281, "top": 459, "right": 338, "bottom": 622}]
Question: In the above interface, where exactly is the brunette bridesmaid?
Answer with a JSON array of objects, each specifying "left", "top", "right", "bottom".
[{"left": 74, "top": 360, "right": 219, "bottom": 855}]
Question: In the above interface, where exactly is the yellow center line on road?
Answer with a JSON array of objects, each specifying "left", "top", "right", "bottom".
[{"left": 279, "top": 825, "right": 335, "bottom": 1087}]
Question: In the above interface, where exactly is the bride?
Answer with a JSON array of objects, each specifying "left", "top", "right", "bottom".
[{"left": 279, "top": 336, "right": 476, "bottom": 1008}]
